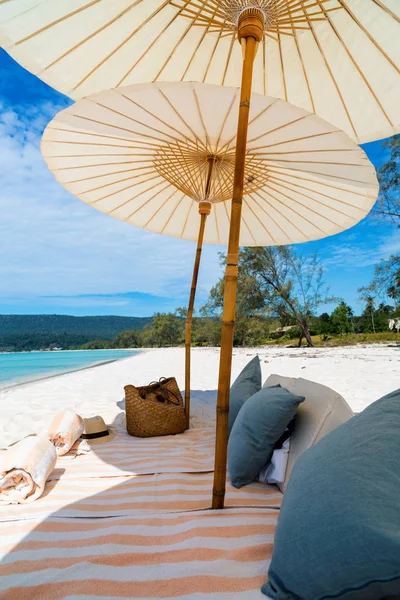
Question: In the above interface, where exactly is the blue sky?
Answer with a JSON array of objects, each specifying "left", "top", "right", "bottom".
[{"left": 0, "top": 49, "right": 398, "bottom": 317}]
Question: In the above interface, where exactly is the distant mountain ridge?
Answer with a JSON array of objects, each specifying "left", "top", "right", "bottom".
[{"left": 0, "top": 314, "right": 152, "bottom": 350}]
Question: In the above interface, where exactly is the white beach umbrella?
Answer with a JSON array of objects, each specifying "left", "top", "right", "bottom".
[
  {"left": 0, "top": 0, "right": 399, "bottom": 144},
  {"left": 2, "top": 0, "right": 394, "bottom": 508},
  {"left": 41, "top": 82, "right": 378, "bottom": 247},
  {"left": 41, "top": 80, "right": 378, "bottom": 482}
]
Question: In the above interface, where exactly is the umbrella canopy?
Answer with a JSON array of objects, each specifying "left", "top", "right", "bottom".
[
  {"left": 41, "top": 82, "right": 378, "bottom": 246},
  {"left": 0, "top": 0, "right": 399, "bottom": 143}
]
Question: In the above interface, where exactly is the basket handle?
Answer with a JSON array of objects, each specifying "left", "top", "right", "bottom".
[{"left": 148, "top": 377, "right": 181, "bottom": 406}]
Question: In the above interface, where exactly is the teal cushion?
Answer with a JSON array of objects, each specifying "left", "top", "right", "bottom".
[
  {"left": 263, "top": 388, "right": 400, "bottom": 600},
  {"left": 228, "top": 386, "right": 305, "bottom": 488},
  {"left": 228, "top": 355, "right": 261, "bottom": 434}
]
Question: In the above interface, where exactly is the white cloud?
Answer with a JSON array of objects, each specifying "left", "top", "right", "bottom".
[
  {"left": 321, "top": 229, "right": 400, "bottom": 270},
  {"left": 0, "top": 103, "right": 223, "bottom": 310}
]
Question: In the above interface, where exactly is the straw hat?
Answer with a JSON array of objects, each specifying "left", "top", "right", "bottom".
[{"left": 81, "top": 416, "right": 115, "bottom": 444}]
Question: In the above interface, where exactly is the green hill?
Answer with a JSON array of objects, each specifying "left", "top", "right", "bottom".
[{"left": 0, "top": 314, "right": 152, "bottom": 351}]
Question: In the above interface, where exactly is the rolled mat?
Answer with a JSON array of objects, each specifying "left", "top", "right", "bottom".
[
  {"left": 48, "top": 409, "right": 84, "bottom": 456},
  {"left": 0, "top": 435, "right": 57, "bottom": 505}
]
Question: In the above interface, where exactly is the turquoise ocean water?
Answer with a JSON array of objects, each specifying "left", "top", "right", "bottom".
[{"left": 0, "top": 349, "right": 140, "bottom": 389}]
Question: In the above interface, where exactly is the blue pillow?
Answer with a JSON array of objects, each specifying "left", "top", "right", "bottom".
[
  {"left": 228, "top": 355, "right": 261, "bottom": 435},
  {"left": 263, "top": 388, "right": 400, "bottom": 600},
  {"left": 228, "top": 386, "right": 305, "bottom": 488}
]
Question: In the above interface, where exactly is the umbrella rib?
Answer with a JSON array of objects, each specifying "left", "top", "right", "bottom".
[
  {"left": 301, "top": 4, "right": 358, "bottom": 139},
  {"left": 243, "top": 197, "right": 278, "bottom": 245},
  {"left": 214, "top": 203, "right": 221, "bottom": 245},
  {"left": 262, "top": 34, "right": 267, "bottom": 95},
  {"left": 249, "top": 191, "right": 292, "bottom": 242},
  {"left": 117, "top": 92, "right": 198, "bottom": 147},
  {"left": 59, "top": 164, "right": 155, "bottom": 185},
  {"left": 255, "top": 147, "right": 360, "bottom": 155},
  {"left": 54, "top": 159, "right": 154, "bottom": 170},
  {"left": 265, "top": 163, "right": 372, "bottom": 185},
  {"left": 248, "top": 129, "right": 338, "bottom": 150},
  {"left": 45, "top": 0, "right": 145, "bottom": 72},
  {"left": 269, "top": 177, "right": 368, "bottom": 218},
  {"left": 160, "top": 193, "right": 187, "bottom": 234},
  {"left": 15, "top": 0, "right": 103, "bottom": 45},
  {"left": 221, "top": 32, "right": 236, "bottom": 85},
  {"left": 241, "top": 212, "right": 258, "bottom": 245},
  {"left": 180, "top": 199, "right": 195, "bottom": 237},
  {"left": 223, "top": 197, "right": 231, "bottom": 224},
  {"left": 277, "top": 29, "right": 288, "bottom": 101},
  {"left": 337, "top": 0, "right": 400, "bottom": 75},
  {"left": 266, "top": 166, "right": 374, "bottom": 197},
  {"left": 142, "top": 188, "right": 182, "bottom": 228},
  {"left": 202, "top": 22, "right": 225, "bottom": 83},
  {"left": 371, "top": 0, "right": 400, "bottom": 24},
  {"left": 155, "top": 2, "right": 210, "bottom": 81},
  {"left": 193, "top": 89, "right": 211, "bottom": 149},
  {"left": 262, "top": 186, "right": 326, "bottom": 235},
  {"left": 59, "top": 112, "right": 167, "bottom": 146},
  {"left": 87, "top": 97, "right": 187, "bottom": 145},
  {"left": 156, "top": 87, "right": 207, "bottom": 150},
  {"left": 72, "top": 1, "right": 171, "bottom": 91},
  {"left": 180, "top": 8, "right": 215, "bottom": 80},
  {"left": 267, "top": 173, "right": 373, "bottom": 204},
  {"left": 44, "top": 127, "right": 162, "bottom": 148},
  {"left": 319, "top": 3, "right": 395, "bottom": 126},
  {"left": 288, "top": 11, "right": 316, "bottom": 112},
  {"left": 87, "top": 173, "right": 162, "bottom": 202},
  {"left": 266, "top": 180, "right": 340, "bottom": 228},
  {"left": 215, "top": 92, "right": 237, "bottom": 151},
  {"left": 263, "top": 158, "right": 372, "bottom": 167},
  {"left": 124, "top": 183, "right": 173, "bottom": 220},
  {"left": 219, "top": 99, "right": 278, "bottom": 154},
  {"left": 46, "top": 154, "right": 154, "bottom": 160},
  {"left": 247, "top": 114, "right": 311, "bottom": 145}
]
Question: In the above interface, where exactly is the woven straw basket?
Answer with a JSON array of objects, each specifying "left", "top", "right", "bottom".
[{"left": 125, "top": 377, "right": 187, "bottom": 438}]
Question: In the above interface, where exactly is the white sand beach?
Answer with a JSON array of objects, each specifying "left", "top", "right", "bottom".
[{"left": 0, "top": 345, "right": 398, "bottom": 447}]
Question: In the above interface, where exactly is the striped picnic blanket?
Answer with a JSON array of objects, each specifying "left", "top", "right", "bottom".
[
  {"left": 0, "top": 508, "right": 277, "bottom": 599},
  {"left": 0, "top": 424, "right": 281, "bottom": 598},
  {"left": 0, "top": 471, "right": 282, "bottom": 521},
  {"left": 49, "top": 427, "right": 216, "bottom": 480}
]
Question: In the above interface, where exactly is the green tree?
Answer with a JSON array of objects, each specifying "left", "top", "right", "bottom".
[
  {"left": 375, "top": 135, "right": 400, "bottom": 226},
  {"left": 358, "top": 288, "right": 376, "bottom": 333},
  {"left": 114, "top": 329, "right": 142, "bottom": 348},
  {"left": 202, "top": 254, "right": 266, "bottom": 346},
  {"left": 317, "top": 312, "right": 332, "bottom": 336},
  {"left": 330, "top": 301, "right": 354, "bottom": 335},
  {"left": 364, "top": 255, "right": 400, "bottom": 309},
  {"left": 151, "top": 312, "right": 184, "bottom": 346},
  {"left": 239, "top": 247, "right": 334, "bottom": 347}
]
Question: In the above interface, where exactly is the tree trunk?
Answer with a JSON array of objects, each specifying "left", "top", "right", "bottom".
[
  {"left": 371, "top": 309, "right": 376, "bottom": 334},
  {"left": 298, "top": 334, "right": 303, "bottom": 347},
  {"left": 302, "top": 325, "right": 314, "bottom": 347}
]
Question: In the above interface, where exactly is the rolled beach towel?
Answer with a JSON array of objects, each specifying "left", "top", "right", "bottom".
[
  {"left": 48, "top": 409, "right": 84, "bottom": 456},
  {"left": 0, "top": 434, "right": 57, "bottom": 505}
]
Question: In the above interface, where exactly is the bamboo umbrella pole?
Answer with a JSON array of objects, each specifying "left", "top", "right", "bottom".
[
  {"left": 212, "top": 8, "right": 264, "bottom": 509},
  {"left": 185, "top": 160, "right": 214, "bottom": 428}
]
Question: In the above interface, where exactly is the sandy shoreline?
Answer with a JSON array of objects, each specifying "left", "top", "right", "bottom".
[{"left": 0, "top": 345, "right": 398, "bottom": 447}]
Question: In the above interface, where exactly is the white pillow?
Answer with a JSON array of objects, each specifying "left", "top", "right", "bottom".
[{"left": 263, "top": 375, "right": 354, "bottom": 491}]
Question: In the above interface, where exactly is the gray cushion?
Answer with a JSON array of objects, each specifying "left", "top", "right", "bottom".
[
  {"left": 228, "top": 386, "right": 305, "bottom": 488},
  {"left": 262, "top": 388, "right": 400, "bottom": 600},
  {"left": 228, "top": 355, "right": 261, "bottom": 435},
  {"left": 264, "top": 375, "right": 354, "bottom": 492}
]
